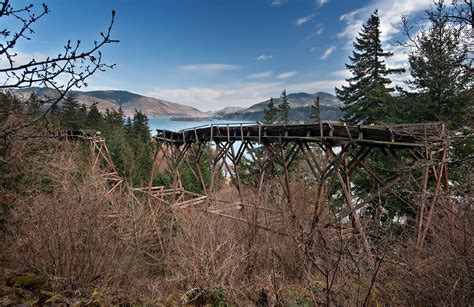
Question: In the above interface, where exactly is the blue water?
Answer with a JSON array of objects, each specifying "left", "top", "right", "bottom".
[{"left": 148, "top": 118, "right": 255, "bottom": 135}]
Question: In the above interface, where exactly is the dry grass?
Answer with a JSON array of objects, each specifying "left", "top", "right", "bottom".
[{"left": 1, "top": 137, "right": 473, "bottom": 305}]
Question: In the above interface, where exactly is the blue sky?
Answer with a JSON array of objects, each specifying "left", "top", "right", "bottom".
[{"left": 6, "top": 0, "right": 435, "bottom": 111}]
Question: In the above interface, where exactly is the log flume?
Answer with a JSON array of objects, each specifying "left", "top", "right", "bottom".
[
  {"left": 53, "top": 122, "right": 450, "bottom": 255},
  {"left": 149, "top": 121, "right": 449, "bottom": 254},
  {"left": 155, "top": 121, "right": 445, "bottom": 148}
]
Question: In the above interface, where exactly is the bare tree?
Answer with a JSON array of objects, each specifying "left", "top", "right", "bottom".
[
  {"left": 0, "top": 0, "right": 118, "bottom": 136},
  {"left": 448, "top": 0, "right": 473, "bottom": 29}
]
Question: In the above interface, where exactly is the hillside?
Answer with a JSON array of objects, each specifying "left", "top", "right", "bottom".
[
  {"left": 221, "top": 92, "right": 343, "bottom": 121},
  {"left": 15, "top": 87, "right": 205, "bottom": 118}
]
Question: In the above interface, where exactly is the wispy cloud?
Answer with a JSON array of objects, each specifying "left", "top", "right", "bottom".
[
  {"left": 277, "top": 71, "right": 297, "bottom": 79},
  {"left": 0, "top": 51, "right": 46, "bottom": 68},
  {"left": 248, "top": 71, "right": 273, "bottom": 79},
  {"left": 178, "top": 64, "right": 240, "bottom": 73},
  {"left": 329, "top": 69, "right": 352, "bottom": 79},
  {"left": 149, "top": 82, "right": 282, "bottom": 111},
  {"left": 321, "top": 45, "right": 336, "bottom": 59},
  {"left": 271, "top": 0, "right": 286, "bottom": 6},
  {"left": 148, "top": 78, "right": 345, "bottom": 111},
  {"left": 317, "top": 0, "right": 329, "bottom": 7},
  {"left": 315, "top": 25, "right": 324, "bottom": 35},
  {"left": 338, "top": 0, "right": 432, "bottom": 44},
  {"left": 294, "top": 14, "right": 315, "bottom": 26},
  {"left": 256, "top": 54, "right": 273, "bottom": 61},
  {"left": 307, "top": 24, "right": 324, "bottom": 39}
]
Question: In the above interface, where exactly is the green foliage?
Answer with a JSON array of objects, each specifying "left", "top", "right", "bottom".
[
  {"left": 402, "top": 3, "right": 473, "bottom": 128},
  {"left": 60, "top": 94, "right": 83, "bottom": 130},
  {"left": 29, "top": 97, "right": 159, "bottom": 186},
  {"left": 263, "top": 97, "right": 278, "bottom": 124},
  {"left": 279, "top": 89, "right": 291, "bottom": 124},
  {"left": 308, "top": 96, "right": 321, "bottom": 123},
  {"left": 86, "top": 103, "right": 102, "bottom": 130},
  {"left": 126, "top": 110, "right": 154, "bottom": 186},
  {"left": 336, "top": 10, "right": 404, "bottom": 125},
  {"left": 9, "top": 93, "right": 214, "bottom": 192},
  {"left": 395, "top": 3, "right": 473, "bottom": 188}
]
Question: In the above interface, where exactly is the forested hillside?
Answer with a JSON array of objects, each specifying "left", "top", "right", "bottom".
[
  {"left": 221, "top": 92, "right": 343, "bottom": 121},
  {"left": 15, "top": 87, "right": 205, "bottom": 118}
]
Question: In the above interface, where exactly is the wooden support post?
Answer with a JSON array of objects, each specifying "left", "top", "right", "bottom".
[{"left": 419, "top": 146, "right": 447, "bottom": 248}]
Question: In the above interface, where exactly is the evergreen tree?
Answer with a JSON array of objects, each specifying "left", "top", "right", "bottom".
[
  {"left": 404, "top": 3, "right": 472, "bottom": 127},
  {"left": 26, "top": 92, "right": 42, "bottom": 118},
  {"left": 263, "top": 97, "right": 278, "bottom": 124},
  {"left": 336, "top": 10, "right": 404, "bottom": 125},
  {"left": 87, "top": 102, "right": 102, "bottom": 130},
  {"left": 279, "top": 89, "right": 291, "bottom": 124},
  {"left": 131, "top": 109, "right": 151, "bottom": 143},
  {"left": 125, "top": 116, "right": 133, "bottom": 135},
  {"left": 309, "top": 96, "right": 321, "bottom": 123},
  {"left": 128, "top": 110, "right": 153, "bottom": 185},
  {"left": 48, "top": 102, "right": 62, "bottom": 130},
  {"left": 399, "top": 3, "right": 473, "bottom": 189},
  {"left": 61, "top": 94, "right": 81, "bottom": 130},
  {"left": 77, "top": 104, "right": 88, "bottom": 128}
]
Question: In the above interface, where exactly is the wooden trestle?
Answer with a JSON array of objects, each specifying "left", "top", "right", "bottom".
[
  {"left": 53, "top": 130, "right": 123, "bottom": 195},
  {"left": 149, "top": 122, "right": 450, "bottom": 251}
]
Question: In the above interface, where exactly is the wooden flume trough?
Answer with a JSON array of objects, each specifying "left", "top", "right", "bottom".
[
  {"left": 53, "top": 122, "right": 450, "bottom": 254},
  {"left": 148, "top": 121, "right": 450, "bottom": 252}
]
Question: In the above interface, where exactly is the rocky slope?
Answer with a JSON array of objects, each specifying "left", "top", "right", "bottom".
[{"left": 15, "top": 87, "right": 205, "bottom": 118}]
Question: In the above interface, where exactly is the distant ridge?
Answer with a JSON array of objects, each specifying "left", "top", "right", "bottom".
[
  {"left": 220, "top": 92, "right": 343, "bottom": 121},
  {"left": 14, "top": 87, "right": 206, "bottom": 118},
  {"left": 13, "top": 88, "right": 343, "bottom": 121}
]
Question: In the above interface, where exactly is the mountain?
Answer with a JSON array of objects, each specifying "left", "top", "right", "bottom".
[
  {"left": 221, "top": 92, "right": 343, "bottom": 122},
  {"left": 15, "top": 87, "right": 205, "bottom": 118},
  {"left": 211, "top": 106, "right": 245, "bottom": 117}
]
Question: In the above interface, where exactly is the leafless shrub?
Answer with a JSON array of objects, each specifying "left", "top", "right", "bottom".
[
  {"left": 1, "top": 136, "right": 472, "bottom": 305},
  {"left": 1, "top": 139, "right": 162, "bottom": 300}
]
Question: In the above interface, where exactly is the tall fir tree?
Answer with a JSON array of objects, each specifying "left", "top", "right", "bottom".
[
  {"left": 309, "top": 96, "right": 321, "bottom": 123},
  {"left": 279, "top": 89, "right": 291, "bottom": 124},
  {"left": 61, "top": 94, "right": 81, "bottom": 130},
  {"left": 77, "top": 104, "right": 88, "bottom": 128},
  {"left": 129, "top": 109, "right": 153, "bottom": 185},
  {"left": 399, "top": 3, "right": 473, "bottom": 188},
  {"left": 87, "top": 102, "right": 102, "bottom": 129},
  {"left": 404, "top": 3, "right": 472, "bottom": 127},
  {"left": 131, "top": 109, "right": 151, "bottom": 143},
  {"left": 336, "top": 10, "right": 404, "bottom": 125},
  {"left": 263, "top": 97, "right": 278, "bottom": 124}
]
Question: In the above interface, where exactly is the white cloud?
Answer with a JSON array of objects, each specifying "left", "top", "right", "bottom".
[
  {"left": 148, "top": 78, "right": 345, "bottom": 111},
  {"left": 317, "top": 0, "right": 329, "bottom": 7},
  {"left": 0, "top": 51, "right": 48, "bottom": 69},
  {"left": 294, "top": 14, "right": 315, "bottom": 26},
  {"left": 310, "top": 47, "right": 315, "bottom": 52},
  {"left": 277, "top": 71, "right": 297, "bottom": 79},
  {"left": 248, "top": 71, "right": 273, "bottom": 79},
  {"left": 286, "top": 79, "right": 346, "bottom": 95},
  {"left": 307, "top": 24, "right": 324, "bottom": 39},
  {"left": 338, "top": 0, "right": 432, "bottom": 44},
  {"left": 329, "top": 69, "right": 352, "bottom": 79},
  {"left": 340, "top": 8, "right": 366, "bottom": 22},
  {"left": 178, "top": 64, "right": 240, "bottom": 73},
  {"left": 321, "top": 45, "right": 336, "bottom": 59},
  {"left": 149, "top": 82, "right": 282, "bottom": 111},
  {"left": 271, "top": 0, "right": 286, "bottom": 6},
  {"left": 315, "top": 25, "right": 324, "bottom": 35},
  {"left": 256, "top": 54, "right": 273, "bottom": 61}
]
